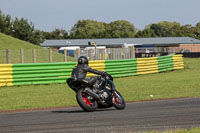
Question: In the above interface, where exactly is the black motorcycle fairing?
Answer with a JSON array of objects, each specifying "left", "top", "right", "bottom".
[{"left": 107, "top": 79, "right": 116, "bottom": 91}]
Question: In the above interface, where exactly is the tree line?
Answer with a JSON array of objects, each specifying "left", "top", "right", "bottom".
[{"left": 0, "top": 10, "right": 200, "bottom": 45}]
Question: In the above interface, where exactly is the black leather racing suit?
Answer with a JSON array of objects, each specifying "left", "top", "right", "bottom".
[{"left": 71, "top": 64, "right": 105, "bottom": 87}]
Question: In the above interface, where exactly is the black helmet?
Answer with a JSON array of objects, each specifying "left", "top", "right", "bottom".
[{"left": 78, "top": 56, "right": 88, "bottom": 65}]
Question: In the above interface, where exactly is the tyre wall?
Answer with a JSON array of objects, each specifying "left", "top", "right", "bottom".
[{"left": 0, "top": 54, "right": 184, "bottom": 86}]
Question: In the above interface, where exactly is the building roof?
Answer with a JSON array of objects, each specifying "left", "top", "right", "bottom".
[{"left": 40, "top": 37, "right": 200, "bottom": 47}]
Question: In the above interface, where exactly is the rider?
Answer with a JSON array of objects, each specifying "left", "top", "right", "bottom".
[{"left": 71, "top": 56, "right": 106, "bottom": 89}]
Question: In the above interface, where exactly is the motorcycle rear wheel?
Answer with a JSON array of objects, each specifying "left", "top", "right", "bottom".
[{"left": 76, "top": 89, "right": 98, "bottom": 112}]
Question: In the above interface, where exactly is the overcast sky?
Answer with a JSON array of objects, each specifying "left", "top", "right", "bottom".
[{"left": 0, "top": 0, "right": 200, "bottom": 32}]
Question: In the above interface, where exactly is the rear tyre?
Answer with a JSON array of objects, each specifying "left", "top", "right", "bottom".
[
  {"left": 76, "top": 89, "right": 98, "bottom": 112},
  {"left": 112, "top": 91, "right": 126, "bottom": 110}
]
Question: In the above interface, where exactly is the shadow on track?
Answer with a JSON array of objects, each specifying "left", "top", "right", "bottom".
[{"left": 52, "top": 108, "right": 115, "bottom": 113}]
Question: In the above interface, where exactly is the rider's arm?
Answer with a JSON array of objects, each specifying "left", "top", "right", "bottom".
[{"left": 84, "top": 65, "right": 105, "bottom": 76}]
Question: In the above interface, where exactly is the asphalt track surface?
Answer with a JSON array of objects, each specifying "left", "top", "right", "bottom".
[{"left": 0, "top": 98, "right": 200, "bottom": 133}]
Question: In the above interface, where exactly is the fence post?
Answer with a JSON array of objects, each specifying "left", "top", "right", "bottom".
[
  {"left": 49, "top": 48, "right": 52, "bottom": 63},
  {"left": 113, "top": 48, "right": 116, "bottom": 60},
  {"left": 20, "top": 48, "right": 24, "bottom": 64},
  {"left": 64, "top": 49, "right": 67, "bottom": 62},
  {"left": 89, "top": 49, "right": 93, "bottom": 60},
  {"left": 76, "top": 48, "right": 80, "bottom": 58},
  {"left": 130, "top": 46, "right": 135, "bottom": 58},
  {"left": 102, "top": 49, "right": 105, "bottom": 60},
  {"left": 122, "top": 48, "right": 126, "bottom": 59},
  {"left": 33, "top": 48, "right": 36, "bottom": 63},
  {"left": 6, "top": 49, "right": 11, "bottom": 64},
  {"left": 94, "top": 42, "right": 97, "bottom": 60}
]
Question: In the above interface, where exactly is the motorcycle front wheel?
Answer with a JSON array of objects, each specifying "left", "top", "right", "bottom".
[
  {"left": 76, "top": 88, "right": 98, "bottom": 112},
  {"left": 112, "top": 91, "right": 126, "bottom": 110}
]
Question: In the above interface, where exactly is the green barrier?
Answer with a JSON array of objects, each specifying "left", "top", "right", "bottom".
[
  {"left": 158, "top": 55, "right": 174, "bottom": 72},
  {"left": 10, "top": 62, "right": 76, "bottom": 86},
  {"left": 105, "top": 58, "right": 137, "bottom": 77},
  {"left": 0, "top": 54, "right": 184, "bottom": 87}
]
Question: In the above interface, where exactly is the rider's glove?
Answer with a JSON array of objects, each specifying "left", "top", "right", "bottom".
[{"left": 102, "top": 71, "right": 108, "bottom": 76}]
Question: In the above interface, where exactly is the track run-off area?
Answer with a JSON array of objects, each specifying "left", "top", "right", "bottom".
[{"left": 0, "top": 98, "right": 200, "bottom": 133}]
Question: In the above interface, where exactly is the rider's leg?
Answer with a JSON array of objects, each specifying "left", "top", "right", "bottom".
[{"left": 85, "top": 76, "right": 100, "bottom": 89}]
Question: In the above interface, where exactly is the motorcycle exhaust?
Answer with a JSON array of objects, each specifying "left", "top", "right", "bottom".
[{"left": 85, "top": 87, "right": 100, "bottom": 99}]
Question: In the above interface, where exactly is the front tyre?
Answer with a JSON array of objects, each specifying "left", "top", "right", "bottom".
[
  {"left": 112, "top": 91, "right": 126, "bottom": 110},
  {"left": 76, "top": 89, "right": 98, "bottom": 112}
]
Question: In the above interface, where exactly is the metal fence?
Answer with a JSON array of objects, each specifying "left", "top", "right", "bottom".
[
  {"left": 0, "top": 46, "right": 199, "bottom": 64},
  {"left": 0, "top": 48, "right": 75, "bottom": 64},
  {"left": 78, "top": 47, "right": 135, "bottom": 60},
  {"left": 0, "top": 54, "right": 184, "bottom": 87},
  {"left": 76, "top": 47, "right": 200, "bottom": 59}
]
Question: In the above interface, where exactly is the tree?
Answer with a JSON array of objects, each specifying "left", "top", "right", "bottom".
[
  {"left": 42, "top": 29, "right": 69, "bottom": 40},
  {"left": 42, "top": 31, "right": 53, "bottom": 40},
  {"left": 0, "top": 10, "right": 13, "bottom": 35},
  {"left": 157, "top": 21, "right": 183, "bottom": 37},
  {"left": 194, "top": 22, "right": 200, "bottom": 40},
  {"left": 135, "top": 29, "right": 156, "bottom": 38},
  {"left": 12, "top": 18, "right": 34, "bottom": 41},
  {"left": 107, "top": 20, "right": 136, "bottom": 38},
  {"left": 52, "top": 28, "right": 68, "bottom": 39},
  {"left": 29, "top": 30, "right": 45, "bottom": 45},
  {"left": 145, "top": 21, "right": 184, "bottom": 37},
  {"left": 70, "top": 20, "right": 106, "bottom": 39},
  {"left": 150, "top": 23, "right": 169, "bottom": 37},
  {"left": 180, "top": 24, "right": 195, "bottom": 38},
  {"left": 0, "top": 10, "right": 7, "bottom": 33}
]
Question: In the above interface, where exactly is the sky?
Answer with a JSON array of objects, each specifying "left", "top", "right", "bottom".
[{"left": 0, "top": 0, "right": 200, "bottom": 32}]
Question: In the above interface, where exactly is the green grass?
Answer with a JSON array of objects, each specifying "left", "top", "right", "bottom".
[
  {"left": 0, "top": 58, "right": 200, "bottom": 111},
  {"left": 0, "top": 84, "right": 77, "bottom": 110},
  {"left": 116, "top": 58, "right": 200, "bottom": 101},
  {"left": 0, "top": 33, "right": 76, "bottom": 63},
  {"left": 142, "top": 128, "right": 200, "bottom": 133}
]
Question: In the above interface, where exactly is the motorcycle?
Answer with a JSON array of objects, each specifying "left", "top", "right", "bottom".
[{"left": 67, "top": 74, "right": 126, "bottom": 112}]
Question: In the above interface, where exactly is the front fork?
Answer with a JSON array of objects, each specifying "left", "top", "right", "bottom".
[{"left": 105, "top": 80, "right": 121, "bottom": 104}]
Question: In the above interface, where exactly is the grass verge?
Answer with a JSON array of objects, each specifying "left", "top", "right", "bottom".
[
  {"left": 142, "top": 127, "right": 200, "bottom": 133},
  {"left": 0, "top": 33, "right": 76, "bottom": 63},
  {"left": 0, "top": 58, "right": 200, "bottom": 111}
]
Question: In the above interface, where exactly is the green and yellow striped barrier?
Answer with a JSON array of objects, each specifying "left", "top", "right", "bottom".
[
  {"left": 0, "top": 54, "right": 184, "bottom": 87},
  {"left": 0, "top": 64, "right": 13, "bottom": 86}
]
